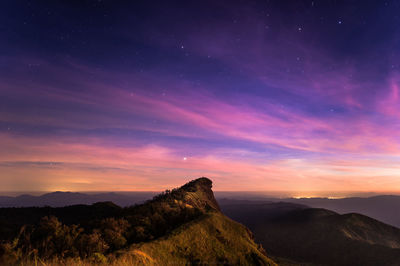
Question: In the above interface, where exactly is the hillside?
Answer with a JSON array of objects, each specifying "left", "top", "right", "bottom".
[
  {"left": 117, "top": 212, "right": 275, "bottom": 265},
  {"left": 0, "top": 178, "right": 275, "bottom": 265},
  {"left": 220, "top": 199, "right": 400, "bottom": 266}
]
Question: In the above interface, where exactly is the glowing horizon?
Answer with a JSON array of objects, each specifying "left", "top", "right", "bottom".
[
  {"left": 2, "top": 1, "right": 400, "bottom": 193},
  {"left": 1, "top": 189, "right": 400, "bottom": 200}
]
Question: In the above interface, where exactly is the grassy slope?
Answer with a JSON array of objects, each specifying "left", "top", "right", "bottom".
[
  {"left": 121, "top": 212, "right": 276, "bottom": 265},
  {"left": 31, "top": 212, "right": 276, "bottom": 266}
]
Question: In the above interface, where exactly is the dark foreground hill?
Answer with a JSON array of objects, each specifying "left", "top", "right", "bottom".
[
  {"left": 0, "top": 178, "right": 275, "bottom": 265},
  {"left": 220, "top": 199, "right": 400, "bottom": 266}
]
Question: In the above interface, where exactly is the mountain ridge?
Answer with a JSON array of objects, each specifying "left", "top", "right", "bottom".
[{"left": 0, "top": 177, "right": 276, "bottom": 265}]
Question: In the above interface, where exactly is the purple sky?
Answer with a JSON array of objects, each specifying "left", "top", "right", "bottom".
[{"left": 2, "top": 1, "right": 400, "bottom": 193}]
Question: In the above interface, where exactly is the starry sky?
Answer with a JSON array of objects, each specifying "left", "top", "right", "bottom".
[{"left": 2, "top": 0, "right": 400, "bottom": 193}]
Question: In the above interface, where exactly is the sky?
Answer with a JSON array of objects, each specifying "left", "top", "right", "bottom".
[{"left": 1, "top": 0, "right": 400, "bottom": 193}]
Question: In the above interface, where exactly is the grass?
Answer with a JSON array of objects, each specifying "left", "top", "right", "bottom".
[{"left": 120, "top": 211, "right": 276, "bottom": 265}]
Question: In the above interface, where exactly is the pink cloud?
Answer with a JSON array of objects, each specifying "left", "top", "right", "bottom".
[
  {"left": 2, "top": 131, "right": 400, "bottom": 192},
  {"left": 3, "top": 57, "right": 400, "bottom": 193}
]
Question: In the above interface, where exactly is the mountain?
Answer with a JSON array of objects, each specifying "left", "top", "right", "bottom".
[
  {"left": 217, "top": 193, "right": 400, "bottom": 229},
  {"left": 119, "top": 211, "right": 274, "bottom": 265},
  {"left": 281, "top": 195, "right": 400, "bottom": 228},
  {"left": 220, "top": 199, "right": 400, "bottom": 266},
  {"left": 0, "top": 178, "right": 276, "bottom": 265},
  {"left": 0, "top": 191, "right": 157, "bottom": 207}
]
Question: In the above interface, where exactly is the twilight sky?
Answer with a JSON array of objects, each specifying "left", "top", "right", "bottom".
[{"left": 2, "top": 0, "right": 400, "bottom": 193}]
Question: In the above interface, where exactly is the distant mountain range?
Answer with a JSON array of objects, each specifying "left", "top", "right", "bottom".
[
  {"left": 0, "top": 191, "right": 157, "bottom": 207},
  {"left": 280, "top": 195, "right": 400, "bottom": 228},
  {"left": 217, "top": 193, "right": 400, "bottom": 229},
  {"left": 220, "top": 199, "right": 400, "bottom": 265}
]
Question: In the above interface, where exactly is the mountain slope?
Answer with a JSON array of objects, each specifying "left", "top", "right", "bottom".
[
  {"left": 121, "top": 212, "right": 275, "bottom": 265},
  {"left": 221, "top": 200, "right": 400, "bottom": 266},
  {"left": 0, "top": 178, "right": 276, "bottom": 265},
  {"left": 121, "top": 177, "right": 275, "bottom": 265}
]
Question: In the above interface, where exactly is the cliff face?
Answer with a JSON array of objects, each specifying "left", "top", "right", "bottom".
[{"left": 178, "top": 177, "right": 221, "bottom": 212}]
